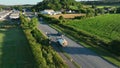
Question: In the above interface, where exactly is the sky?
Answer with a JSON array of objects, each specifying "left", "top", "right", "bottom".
[
  {"left": 0, "top": 0, "right": 95, "bottom": 5},
  {"left": 0, "top": 0, "right": 42, "bottom": 5}
]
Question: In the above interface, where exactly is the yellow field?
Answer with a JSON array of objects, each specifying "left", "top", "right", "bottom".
[{"left": 50, "top": 14, "right": 85, "bottom": 19}]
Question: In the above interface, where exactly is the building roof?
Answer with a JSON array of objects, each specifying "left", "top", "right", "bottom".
[{"left": 44, "top": 9, "right": 54, "bottom": 12}]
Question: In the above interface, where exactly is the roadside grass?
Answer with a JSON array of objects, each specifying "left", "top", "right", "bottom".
[
  {"left": 0, "top": 21, "right": 35, "bottom": 68},
  {"left": 49, "top": 24, "right": 120, "bottom": 67}
]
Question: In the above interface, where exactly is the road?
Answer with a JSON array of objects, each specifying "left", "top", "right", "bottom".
[
  {"left": 37, "top": 21, "right": 117, "bottom": 68},
  {"left": 0, "top": 11, "right": 12, "bottom": 21}
]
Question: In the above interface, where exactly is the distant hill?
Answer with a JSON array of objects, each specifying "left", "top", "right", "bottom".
[
  {"left": 32, "top": 0, "right": 82, "bottom": 11},
  {"left": 81, "top": 1, "right": 120, "bottom": 5}
]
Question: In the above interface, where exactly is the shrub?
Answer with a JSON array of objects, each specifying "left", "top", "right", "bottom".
[{"left": 74, "top": 16, "right": 85, "bottom": 19}]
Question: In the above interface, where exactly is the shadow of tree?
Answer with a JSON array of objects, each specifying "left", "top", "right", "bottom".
[
  {"left": 0, "top": 20, "right": 36, "bottom": 68},
  {"left": 51, "top": 41, "right": 98, "bottom": 56},
  {"left": 108, "top": 40, "right": 120, "bottom": 56}
]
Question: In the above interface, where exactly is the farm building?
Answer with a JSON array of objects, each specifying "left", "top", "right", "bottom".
[
  {"left": 41, "top": 9, "right": 61, "bottom": 15},
  {"left": 41, "top": 9, "right": 55, "bottom": 15},
  {"left": 9, "top": 11, "right": 20, "bottom": 19}
]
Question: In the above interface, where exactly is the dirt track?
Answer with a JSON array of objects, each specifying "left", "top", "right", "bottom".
[{"left": 50, "top": 14, "right": 85, "bottom": 19}]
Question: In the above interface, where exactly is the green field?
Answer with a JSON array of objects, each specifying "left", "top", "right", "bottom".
[
  {"left": 65, "top": 14, "right": 120, "bottom": 42},
  {"left": 85, "top": 4, "right": 120, "bottom": 8},
  {"left": 0, "top": 21, "right": 35, "bottom": 68},
  {"left": 97, "top": 5, "right": 120, "bottom": 8}
]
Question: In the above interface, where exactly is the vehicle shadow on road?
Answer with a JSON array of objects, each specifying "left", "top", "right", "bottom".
[
  {"left": 51, "top": 41, "right": 99, "bottom": 56},
  {"left": 47, "top": 33, "right": 58, "bottom": 36},
  {"left": 62, "top": 46, "right": 98, "bottom": 56},
  {"left": 39, "top": 21, "right": 48, "bottom": 25}
]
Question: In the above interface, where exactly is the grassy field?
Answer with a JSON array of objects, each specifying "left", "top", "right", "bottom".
[
  {"left": 50, "top": 14, "right": 85, "bottom": 19},
  {"left": 65, "top": 14, "right": 120, "bottom": 42},
  {"left": 0, "top": 21, "right": 35, "bottom": 68}
]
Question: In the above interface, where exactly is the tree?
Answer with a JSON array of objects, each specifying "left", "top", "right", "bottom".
[
  {"left": 98, "top": 8, "right": 104, "bottom": 14},
  {"left": 0, "top": 6, "right": 2, "bottom": 11},
  {"left": 20, "top": 14, "right": 30, "bottom": 28},
  {"left": 29, "top": 17, "right": 38, "bottom": 29},
  {"left": 116, "top": 7, "right": 120, "bottom": 13},
  {"left": 95, "top": 9, "right": 98, "bottom": 16},
  {"left": 13, "top": 6, "right": 22, "bottom": 11},
  {"left": 59, "top": 15, "right": 64, "bottom": 20},
  {"left": 32, "top": 8, "right": 36, "bottom": 12},
  {"left": 92, "top": 5, "right": 96, "bottom": 9},
  {"left": 59, "top": 16, "right": 66, "bottom": 23},
  {"left": 32, "top": 0, "right": 83, "bottom": 11},
  {"left": 113, "top": 8, "right": 117, "bottom": 13},
  {"left": 18, "top": 6, "right": 22, "bottom": 11},
  {"left": 109, "top": 40, "right": 120, "bottom": 55},
  {"left": 86, "top": 8, "right": 95, "bottom": 17}
]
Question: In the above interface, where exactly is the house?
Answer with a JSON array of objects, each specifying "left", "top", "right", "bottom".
[
  {"left": 66, "top": 10, "right": 72, "bottom": 13},
  {"left": 66, "top": 10, "right": 75, "bottom": 14},
  {"left": 55, "top": 11, "right": 62, "bottom": 15},
  {"left": 41, "top": 9, "right": 55, "bottom": 15}
]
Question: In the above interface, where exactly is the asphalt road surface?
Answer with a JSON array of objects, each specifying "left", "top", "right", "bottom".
[
  {"left": 0, "top": 11, "right": 12, "bottom": 20},
  {"left": 38, "top": 21, "right": 117, "bottom": 68}
]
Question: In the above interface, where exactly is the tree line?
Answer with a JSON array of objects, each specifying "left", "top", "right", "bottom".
[
  {"left": 20, "top": 14, "right": 68, "bottom": 68},
  {"left": 81, "top": 1, "right": 120, "bottom": 5},
  {"left": 32, "top": 0, "right": 82, "bottom": 11}
]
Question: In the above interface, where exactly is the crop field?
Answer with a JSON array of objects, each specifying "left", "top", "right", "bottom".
[
  {"left": 0, "top": 21, "right": 35, "bottom": 68},
  {"left": 96, "top": 5, "right": 120, "bottom": 8},
  {"left": 50, "top": 14, "right": 85, "bottom": 19},
  {"left": 84, "top": 4, "right": 120, "bottom": 8},
  {"left": 65, "top": 14, "right": 120, "bottom": 42}
]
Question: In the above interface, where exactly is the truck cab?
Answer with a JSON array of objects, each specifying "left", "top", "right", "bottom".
[{"left": 57, "top": 37, "right": 68, "bottom": 47}]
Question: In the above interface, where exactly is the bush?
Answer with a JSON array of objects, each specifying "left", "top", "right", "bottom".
[
  {"left": 116, "top": 7, "right": 120, "bottom": 13},
  {"left": 74, "top": 16, "right": 85, "bottom": 19},
  {"left": 31, "top": 28, "right": 48, "bottom": 45},
  {"left": 86, "top": 8, "right": 95, "bottom": 17},
  {"left": 24, "top": 29, "right": 47, "bottom": 68},
  {"left": 59, "top": 16, "right": 64, "bottom": 20},
  {"left": 109, "top": 40, "right": 120, "bottom": 55}
]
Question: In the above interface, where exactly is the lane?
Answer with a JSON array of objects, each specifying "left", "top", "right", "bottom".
[
  {"left": 37, "top": 21, "right": 76, "bottom": 68},
  {"left": 51, "top": 42, "right": 76, "bottom": 68},
  {"left": 38, "top": 21, "right": 117, "bottom": 68}
]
